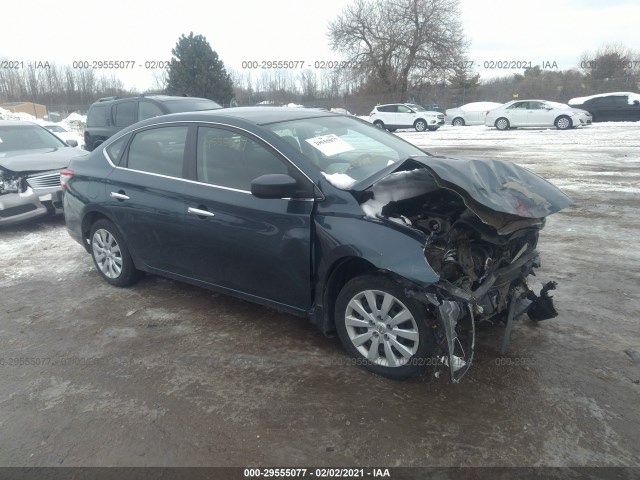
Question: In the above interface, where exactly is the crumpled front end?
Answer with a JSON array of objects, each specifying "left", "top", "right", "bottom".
[{"left": 354, "top": 156, "right": 570, "bottom": 381}]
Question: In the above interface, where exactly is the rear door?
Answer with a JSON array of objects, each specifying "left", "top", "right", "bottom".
[
  {"left": 181, "top": 125, "right": 316, "bottom": 311},
  {"left": 105, "top": 124, "right": 194, "bottom": 275}
]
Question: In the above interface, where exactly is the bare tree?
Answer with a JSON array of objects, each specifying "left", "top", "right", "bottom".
[{"left": 328, "top": 0, "right": 468, "bottom": 100}]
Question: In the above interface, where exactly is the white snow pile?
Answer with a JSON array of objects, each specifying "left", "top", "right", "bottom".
[
  {"left": 322, "top": 172, "right": 357, "bottom": 189},
  {"left": 0, "top": 106, "right": 37, "bottom": 121},
  {"left": 569, "top": 92, "right": 640, "bottom": 105},
  {"left": 62, "top": 112, "right": 87, "bottom": 135},
  {"left": 285, "top": 103, "right": 304, "bottom": 108}
]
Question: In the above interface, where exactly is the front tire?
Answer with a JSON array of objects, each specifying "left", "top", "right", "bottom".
[
  {"left": 90, "top": 219, "right": 140, "bottom": 287},
  {"left": 414, "top": 119, "right": 427, "bottom": 132},
  {"left": 555, "top": 115, "right": 572, "bottom": 130},
  {"left": 495, "top": 117, "right": 510, "bottom": 130},
  {"left": 335, "top": 274, "right": 435, "bottom": 379}
]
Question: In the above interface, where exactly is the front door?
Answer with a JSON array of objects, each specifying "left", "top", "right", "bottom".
[{"left": 181, "top": 125, "right": 315, "bottom": 311}]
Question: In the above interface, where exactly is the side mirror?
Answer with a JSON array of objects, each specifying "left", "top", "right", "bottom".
[
  {"left": 251, "top": 174, "right": 298, "bottom": 199},
  {"left": 66, "top": 139, "right": 78, "bottom": 147}
]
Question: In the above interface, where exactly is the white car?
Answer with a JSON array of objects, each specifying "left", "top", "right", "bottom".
[
  {"left": 445, "top": 101, "right": 503, "bottom": 126},
  {"left": 369, "top": 103, "right": 445, "bottom": 132},
  {"left": 485, "top": 100, "right": 592, "bottom": 130},
  {"left": 42, "top": 123, "right": 84, "bottom": 149}
]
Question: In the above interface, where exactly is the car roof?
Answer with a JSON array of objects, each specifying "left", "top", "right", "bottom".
[
  {"left": 89, "top": 95, "right": 214, "bottom": 106},
  {"left": 144, "top": 107, "right": 340, "bottom": 126}
]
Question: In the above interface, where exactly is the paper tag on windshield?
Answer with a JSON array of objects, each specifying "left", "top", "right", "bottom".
[{"left": 305, "top": 134, "right": 354, "bottom": 156}]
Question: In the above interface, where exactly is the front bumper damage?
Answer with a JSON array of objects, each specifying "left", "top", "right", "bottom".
[{"left": 420, "top": 250, "right": 559, "bottom": 382}]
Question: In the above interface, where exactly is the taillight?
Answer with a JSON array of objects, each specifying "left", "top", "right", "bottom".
[{"left": 60, "top": 169, "right": 73, "bottom": 190}]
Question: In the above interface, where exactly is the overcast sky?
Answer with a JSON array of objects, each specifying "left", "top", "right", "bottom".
[{"left": 2, "top": 0, "right": 639, "bottom": 90}]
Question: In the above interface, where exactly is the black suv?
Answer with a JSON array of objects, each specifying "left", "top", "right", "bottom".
[
  {"left": 568, "top": 92, "right": 640, "bottom": 122},
  {"left": 84, "top": 95, "right": 222, "bottom": 151}
]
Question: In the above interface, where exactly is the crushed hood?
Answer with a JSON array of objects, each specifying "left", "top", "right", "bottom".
[
  {"left": 353, "top": 156, "right": 571, "bottom": 232},
  {"left": 0, "top": 148, "right": 88, "bottom": 173}
]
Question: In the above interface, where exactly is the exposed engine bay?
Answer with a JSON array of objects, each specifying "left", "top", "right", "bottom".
[{"left": 355, "top": 158, "right": 571, "bottom": 381}]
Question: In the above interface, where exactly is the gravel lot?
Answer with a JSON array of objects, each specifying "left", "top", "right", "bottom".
[{"left": 1, "top": 123, "right": 639, "bottom": 467}]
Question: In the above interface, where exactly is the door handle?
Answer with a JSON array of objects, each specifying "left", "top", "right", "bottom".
[
  {"left": 110, "top": 191, "right": 130, "bottom": 200},
  {"left": 188, "top": 207, "right": 215, "bottom": 218}
]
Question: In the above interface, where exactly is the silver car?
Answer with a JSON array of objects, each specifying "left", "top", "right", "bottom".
[
  {"left": 445, "top": 101, "right": 503, "bottom": 126},
  {"left": 0, "top": 121, "right": 87, "bottom": 226},
  {"left": 485, "top": 100, "right": 592, "bottom": 130}
]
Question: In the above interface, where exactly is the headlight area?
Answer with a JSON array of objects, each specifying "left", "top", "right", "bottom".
[{"left": 0, "top": 169, "right": 24, "bottom": 194}]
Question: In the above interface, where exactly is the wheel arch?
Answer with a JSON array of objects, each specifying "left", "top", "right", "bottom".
[
  {"left": 317, "top": 256, "right": 378, "bottom": 334},
  {"left": 81, "top": 209, "right": 143, "bottom": 269}
]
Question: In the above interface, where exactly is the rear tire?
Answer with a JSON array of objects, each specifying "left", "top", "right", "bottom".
[
  {"left": 452, "top": 117, "right": 465, "bottom": 126},
  {"left": 373, "top": 120, "right": 385, "bottom": 129},
  {"left": 335, "top": 274, "right": 436, "bottom": 379},
  {"left": 90, "top": 219, "right": 140, "bottom": 287}
]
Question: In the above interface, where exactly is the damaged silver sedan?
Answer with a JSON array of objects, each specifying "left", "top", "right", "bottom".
[{"left": 0, "top": 121, "right": 87, "bottom": 226}]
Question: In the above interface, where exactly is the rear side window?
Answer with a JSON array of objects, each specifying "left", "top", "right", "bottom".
[
  {"left": 125, "top": 126, "right": 188, "bottom": 178},
  {"left": 105, "top": 135, "right": 130, "bottom": 165},
  {"left": 114, "top": 101, "right": 137, "bottom": 127},
  {"left": 87, "top": 105, "right": 107, "bottom": 127}
]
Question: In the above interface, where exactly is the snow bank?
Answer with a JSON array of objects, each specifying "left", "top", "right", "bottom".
[
  {"left": 0, "top": 107, "right": 37, "bottom": 121},
  {"left": 569, "top": 92, "right": 640, "bottom": 105}
]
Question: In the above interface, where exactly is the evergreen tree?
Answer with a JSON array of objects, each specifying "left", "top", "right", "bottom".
[{"left": 166, "top": 32, "right": 234, "bottom": 105}]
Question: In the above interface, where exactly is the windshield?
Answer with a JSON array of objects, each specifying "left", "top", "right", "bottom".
[
  {"left": 0, "top": 124, "right": 67, "bottom": 152},
  {"left": 266, "top": 116, "right": 426, "bottom": 187},
  {"left": 164, "top": 99, "right": 223, "bottom": 113}
]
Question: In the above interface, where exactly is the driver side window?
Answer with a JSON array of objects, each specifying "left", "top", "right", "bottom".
[{"left": 196, "top": 127, "right": 314, "bottom": 197}]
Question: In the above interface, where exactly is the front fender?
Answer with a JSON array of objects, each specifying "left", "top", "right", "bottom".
[{"left": 314, "top": 214, "right": 438, "bottom": 288}]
